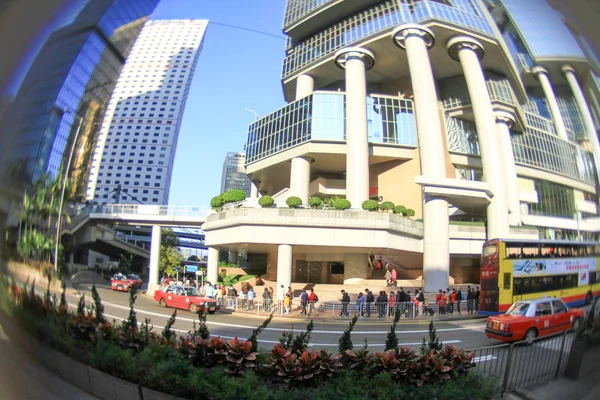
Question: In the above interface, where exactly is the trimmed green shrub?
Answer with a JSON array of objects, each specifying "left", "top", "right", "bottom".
[
  {"left": 308, "top": 197, "right": 322, "bottom": 209},
  {"left": 334, "top": 199, "right": 351, "bottom": 210},
  {"left": 361, "top": 199, "right": 379, "bottom": 211},
  {"left": 404, "top": 209, "right": 415, "bottom": 218},
  {"left": 210, "top": 195, "right": 225, "bottom": 210},
  {"left": 258, "top": 195, "right": 274, "bottom": 208},
  {"left": 393, "top": 205, "right": 406, "bottom": 215},
  {"left": 286, "top": 196, "right": 302, "bottom": 208},
  {"left": 222, "top": 189, "right": 247, "bottom": 203},
  {"left": 380, "top": 201, "right": 395, "bottom": 211}
]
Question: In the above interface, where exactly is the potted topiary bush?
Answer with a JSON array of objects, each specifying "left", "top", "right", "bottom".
[
  {"left": 404, "top": 208, "right": 415, "bottom": 218},
  {"left": 362, "top": 199, "right": 379, "bottom": 211},
  {"left": 393, "top": 205, "right": 406, "bottom": 215},
  {"left": 210, "top": 195, "right": 225, "bottom": 211},
  {"left": 258, "top": 195, "right": 274, "bottom": 208},
  {"left": 380, "top": 201, "right": 395, "bottom": 212},
  {"left": 334, "top": 198, "right": 351, "bottom": 210},
  {"left": 308, "top": 196, "right": 322, "bottom": 209},
  {"left": 223, "top": 189, "right": 247, "bottom": 204},
  {"left": 286, "top": 196, "right": 302, "bottom": 209}
]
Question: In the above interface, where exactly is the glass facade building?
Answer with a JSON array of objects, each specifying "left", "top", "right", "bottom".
[
  {"left": 0, "top": 0, "right": 160, "bottom": 193},
  {"left": 220, "top": 152, "right": 252, "bottom": 196}
]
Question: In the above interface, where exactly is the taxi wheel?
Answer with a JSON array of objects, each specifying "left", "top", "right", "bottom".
[
  {"left": 159, "top": 298, "right": 167, "bottom": 308},
  {"left": 208, "top": 310, "right": 216, "bottom": 315},
  {"left": 572, "top": 318, "right": 581, "bottom": 331},
  {"left": 189, "top": 303, "right": 198, "bottom": 313},
  {"left": 524, "top": 328, "right": 537, "bottom": 344}
]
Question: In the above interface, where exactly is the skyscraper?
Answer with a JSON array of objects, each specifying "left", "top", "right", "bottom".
[
  {"left": 0, "top": 0, "right": 161, "bottom": 195},
  {"left": 86, "top": 19, "right": 207, "bottom": 206},
  {"left": 204, "top": 0, "right": 600, "bottom": 294},
  {"left": 220, "top": 152, "right": 252, "bottom": 195}
]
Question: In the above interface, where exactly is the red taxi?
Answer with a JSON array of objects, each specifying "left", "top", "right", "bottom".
[
  {"left": 111, "top": 274, "right": 132, "bottom": 292},
  {"left": 485, "top": 298, "right": 584, "bottom": 343},
  {"left": 126, "top": 274, "right": 143, "bottom": 289},
  {"left": 154, "top": 285, "right": 219, "bottom": 314}
]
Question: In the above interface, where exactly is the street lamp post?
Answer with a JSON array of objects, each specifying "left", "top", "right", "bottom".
[
  {"left": 54, "top": 113, "right": 84, "bottom": 272},
  {"left": 244, "top": 108, "right": 258, "bottom": 121}
]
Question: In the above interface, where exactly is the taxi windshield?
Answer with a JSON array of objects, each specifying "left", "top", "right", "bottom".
[
  {"left": 506, "top": 302, "right": 530, "bottom": 316},
  {"left": 184, "top": 287, "right": 201, "bottom": 297},
  {"left": 127, "top": 275, "right": 141, "bottom": 280}
]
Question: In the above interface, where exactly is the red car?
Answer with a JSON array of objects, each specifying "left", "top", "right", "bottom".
[
  {"left": 154, "top": 285, "right": 219, "bottom": 314},
  {"left": 485, "top": 298, "right": 584, "bottom": 343},
  {"left": 126, "top": 274, "right": 143, "bottom": 289},
  {"left": 111, "top": 275, "right": 133, "bottom": 292}
]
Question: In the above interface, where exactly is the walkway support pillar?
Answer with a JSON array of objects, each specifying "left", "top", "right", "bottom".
[
  {"left": 532, "top": 65, "right": 569, "bottom": 141},
  {"left": 393, "top": 24, "right": 449, "bottom": 292},
  {"left": 290, "top": 156, "right": 311, "bottom": 203},
  {"left": 207, "top": 247, "right": 219, "bottom": 286},
  {"left": 495, "top": 111, "right": 521, "bottom": 226},
  {"left": 148, "top": 225, "right": 161, "bottom": 295},
  {"left": 276, "top": 244, "right": 292, "bottom": 303}
]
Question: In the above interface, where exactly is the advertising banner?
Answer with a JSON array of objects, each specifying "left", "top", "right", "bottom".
[{"left": 512, "top": 258, "right": 597, "bottom": 278}]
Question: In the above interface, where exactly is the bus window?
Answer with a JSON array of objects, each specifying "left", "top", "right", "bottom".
[
  {"left": 483, "top": 244, "right": 497, "bottom": 257},
  {"left": 505, "top": 245, "right": 521, "bottom": 258}
]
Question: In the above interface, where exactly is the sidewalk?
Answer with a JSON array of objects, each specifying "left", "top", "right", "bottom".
[{"left": 503, "top": 372, "right": 600, "bottom": 400}]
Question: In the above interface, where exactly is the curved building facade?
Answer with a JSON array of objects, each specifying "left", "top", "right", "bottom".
[{"left": 204, "top": 0, "right": 600, "bottom": 297}]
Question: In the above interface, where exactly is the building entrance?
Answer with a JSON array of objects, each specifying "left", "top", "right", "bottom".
[{"left": 295, "top": 261, "right": 323, "bottom": 283}]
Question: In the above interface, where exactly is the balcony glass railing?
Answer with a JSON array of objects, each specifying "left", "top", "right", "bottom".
[{"left": 245, "top": 92, "right": 416, "bottom": 164}]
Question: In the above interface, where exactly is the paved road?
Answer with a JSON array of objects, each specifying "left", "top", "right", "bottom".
[{"left": 71, "top": 283, "right": 497, "bottom": 351}]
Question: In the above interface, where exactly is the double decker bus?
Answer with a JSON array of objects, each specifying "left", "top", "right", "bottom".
[{"left": 479, "top": 239, "right": 600, "bottom": 315}]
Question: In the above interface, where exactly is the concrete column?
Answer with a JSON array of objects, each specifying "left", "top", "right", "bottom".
[
  {"left": 289, "top": 156, "right": 311, "bottom": 203},
  {"left": 343, "top": 253, "right": 368, "bottom": 282},
  {"left": 207, "top": 247, "right": 219, "bottom": 285},
  {"left": 562, "top": 65, "right": 600, "bottom": 185},
  {"left": 296, "top": 74, "right": 314, "bottom": 100},
  {"left": 335, "top": 47, "right": 375, "bottom": 209},
  {"left": 148, "top": 225, "right": 161, "bottom": 294},
  {"left": 532, "top": 66, "right": 569, "bottom": 141},
  {"left": 448, "top": 36, "right": 509, "bottom": 240},
  {"left": 393, "top": 25, "right": 449, "bottom": 292},
  {"left": 228, "top": 251, "right": 238, "bottom": 265},
  {"left": 495, "top": 111, "right": 520, "bottom": 227},
  {"left": 276, "top": 244, "right": 292, "bottom": 301}
]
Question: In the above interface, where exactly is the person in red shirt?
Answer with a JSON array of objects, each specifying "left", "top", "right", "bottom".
[
  {"left": 308, "top": 289, "right": 318, "bottom": 315},
  {"left": 450, "top": 289, "right": 457, "bottom": 314},
  {"left": 436, "top": 290, "right": 446, "bottom": 315}
]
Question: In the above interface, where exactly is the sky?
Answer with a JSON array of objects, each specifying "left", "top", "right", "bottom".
[{"left": 151, "top": 0, "right": 287, "bottom": 207}]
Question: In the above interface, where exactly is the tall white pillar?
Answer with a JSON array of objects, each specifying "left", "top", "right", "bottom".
[
  {"left": 296, "top": 74, "right": 314, "bottom": 100},
  {"left": 562, "top": 65, "right": 600, "bottom": 186},
  {"left": 207, "top": 247, "right": 219, "bottom": 285},
  {"left": 148, "top": 224, "right": 162, "bottom": 295},
  {"left": 290, "top": 156, "right": 311, "bottom": 203},
  {"left": 393, "top": 25, "right": 449, "bottom": 292},
  {"left": 276, "top": 244, "right": 292, "bottom": 301},
  {"left": 531, "top": 66, "right": 569, "bottom": 141},
  {"left": 335, "top": 47, "right": 375, "bottom": 209},
  {"left": 448, "top": 36, "right": 509, "bottom": 240},
  {"left": 495, "top": 112, "right": 520, "bottom": 227}
]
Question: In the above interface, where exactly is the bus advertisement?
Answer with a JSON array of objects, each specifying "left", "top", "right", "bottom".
[{"left": 479, "top": 239, "right": 600, "bottom": 315}]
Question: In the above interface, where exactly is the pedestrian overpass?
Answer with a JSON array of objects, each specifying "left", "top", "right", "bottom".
[{"left": 64, "top": 204, "right": 214, "bottom": 294}]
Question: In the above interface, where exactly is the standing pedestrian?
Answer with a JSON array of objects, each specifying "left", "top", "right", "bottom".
[
  {"left": 435, "top": 289, "right": 443, "bottom": 315},
  {"left": 376, "top": 291, "right": 387, "bottom": 318},
  {"left": 283, "top": 293, "right": 291, "bottom": 314},
  {"left": 391, "top": 268, "right": 397, "bottom": 287},
  {"left": 475, "top": 287, "right": 480, "bottom": 312},
  {"left": 227, "top": 285, "right": 237, "bottom": 309},
  {"left": 300, "top": 290, "right": 309, "bottom": 315},
  {"left": 456, "top": 287, "right": 463, "bottom": 314},
  {"left": 449, "top": 289, "right": 456, "bottom": 314},
  {"left": 356, "top": 292, "right": 365, "bottom": 319},
  {"left": 365, "top": 288, "right": 374, "bottom": 317},
  {"left": 384, "top": 269, "right": 392, "bottom": 287},
  {"left": 467, "top": 286, "right": 474, "bottom": 314},
  {"left": 247, "top": 286, "right": 255, "bottom": 310},
  {"left": 308, "top": 288, "right": 318, "bottom": 315},
  {"left": 388, "top": 290, "right": 395, "bottom": 316},
  {"left": 339, "top": 289, "right": 350, "bottom": 317},
  {"left": 262, "top": 288, "right": 272, "bottom": 311}
]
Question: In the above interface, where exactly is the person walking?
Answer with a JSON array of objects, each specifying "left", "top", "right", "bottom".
[
  {"left": 384, "top": 269, "right": 392, "bottom": 287},
  {"left": 308, "top": 289, "right": 318, "bottom": 316},
  {"left": 339, "top": 289, "right": 350, "bottom": 317},
  {"left": 391, "top": 268, "right": 397, "bottom": 287},
  {"left": 356, "top": 292, "right": 365, "bottom": 319},
  {"left": 365, "top": 288, "right": 374, "bottom": 317},
  {"left": 300, "top": 290, "right": 309, "bottom": 315}
]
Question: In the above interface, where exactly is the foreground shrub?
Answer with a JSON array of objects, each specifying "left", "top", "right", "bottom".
[
  {"left": 286, "top": 196, "right": 302, "bottom": 208},
  {"left": 258, "top": 195, "right": 274, "bottom": 208},
  {"left": 362, "top": 199, "right": 379, "bottom": 211}
]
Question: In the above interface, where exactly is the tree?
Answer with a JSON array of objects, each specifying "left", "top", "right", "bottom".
[
  {"left": 119, "top": 252, "right": 134, "bottom": 274},
  {"left": 161, "top": 228, "right": 180, "bottom": 248},
  {"left": 338, "top": 314, "right": 358, "bottom": 353},
  {"left": 160, "top": 246, "right": 182, "bottom": 277},
  {"left": 384, "top": 306, "right": 401, "bottom": 352},
  {"left": 420, "top": 320, "right": 443, "bottom": 354}
]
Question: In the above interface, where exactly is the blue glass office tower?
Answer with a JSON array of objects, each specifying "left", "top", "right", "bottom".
[
  {"left": 204, "top": 0, "right": 600, "bottom": 294},
  {"left": 0, "top": 0, "right": 160, "bottom": 197}
]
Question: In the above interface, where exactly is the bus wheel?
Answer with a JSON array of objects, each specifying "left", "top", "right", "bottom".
[
  {"left": 524, "top": 328, "right": 537, "bottom": 345},
  {"left": 585, "top": 291, "right": 593, "bottom": 305}
]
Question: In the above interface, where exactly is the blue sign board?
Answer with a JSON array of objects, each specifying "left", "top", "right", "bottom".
[{"left": 184, "top": 265, "right": 198, "bottom": 273}]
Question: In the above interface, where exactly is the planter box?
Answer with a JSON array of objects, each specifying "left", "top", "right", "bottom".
[
  {"left": 54, "top": 349, "right": 93, "bottom": 393},
  {"left": 141, "top": 387, "right": 188, "bottom": 400},
  {"left": 88, "top": 367, "right": 141, "bottom": 400},
  {"left": 565, "top": 340, "right": 600, "bottom": 380}
]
